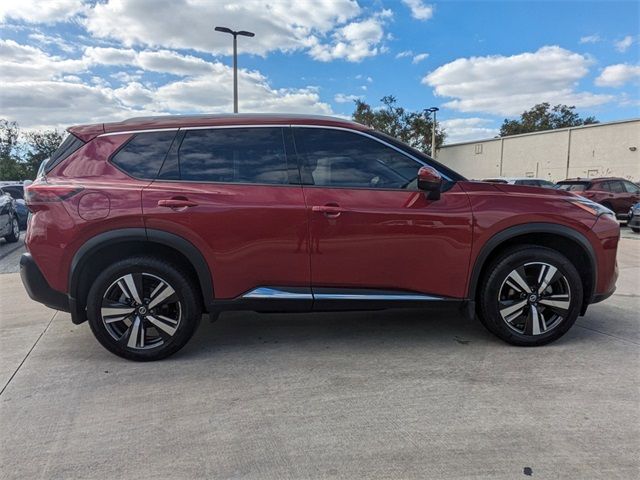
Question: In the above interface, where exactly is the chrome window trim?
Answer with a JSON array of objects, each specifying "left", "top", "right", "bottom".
[
  {"left": 99, "top": 128, "right": 180, "bottom": 137},
  {"left": 97, "top": 123, "right": 451, "bottom": 182}
]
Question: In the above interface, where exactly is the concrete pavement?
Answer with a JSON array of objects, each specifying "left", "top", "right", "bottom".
[{"left": 1, "top": 237, "right": 638, "bottom": 479}]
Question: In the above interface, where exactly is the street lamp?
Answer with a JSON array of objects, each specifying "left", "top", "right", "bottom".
[
  {"left": 214, "top": 26, "right": 255, "bottom": 113},
  {"left": 427, "top": 107, "right": 439, "bottom": 158}
]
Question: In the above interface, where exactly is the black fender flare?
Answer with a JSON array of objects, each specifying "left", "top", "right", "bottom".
[
  {"left": 69, "top": 228, "right": 214, "bottom": 323},
  {"left": 467, "top": 222, "right": 597, "bottom": 302}
]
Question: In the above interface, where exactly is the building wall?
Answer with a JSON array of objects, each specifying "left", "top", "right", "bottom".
[{"left": 437, "top": 119, "right": 640, "bottom": 182}]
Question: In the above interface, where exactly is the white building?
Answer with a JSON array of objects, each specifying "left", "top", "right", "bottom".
[{"left": 437, "top": 119, "right": 640, "bottom": 182}]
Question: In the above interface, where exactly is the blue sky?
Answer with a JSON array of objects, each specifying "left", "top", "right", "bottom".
[{"left": 1, "top": 0, "right": 638, "bottom": 143}]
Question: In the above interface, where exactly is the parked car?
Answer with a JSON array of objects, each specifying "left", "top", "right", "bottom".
[
  {"left": 628, "top": 202, "right": 640, "bottom": 233},
  {"left": 21, "top": 114, "right": 620, "bottom": 361},
  {"left": 0, "top": 184, "right": 28, "bottom": 229},
  {"left": 482, "top": 177, "right": 557, "bottom": 188},
  {"left": 0, "top": 188, "right": 20, "bottom": 243},
  {"left": 556, "top": 178, "right": 640, "bottom": 220}
]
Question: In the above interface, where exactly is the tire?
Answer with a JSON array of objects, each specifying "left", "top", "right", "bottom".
[
  {"left": 4, "top": 216, "right": 20, "bottom": 243},
  {"left": 86, "top": 256, "right": 202, "bottom": 361},
  {"left": 478, "top": 245, "right": 583, "bottom": 346},
  {"left": 632, "top": 228, "right": 640, "bottom": 233}
]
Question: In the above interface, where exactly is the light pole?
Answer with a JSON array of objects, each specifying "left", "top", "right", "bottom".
[
  {"left": 427, "top": 107, "right": 439, "bottom": 158},
  {"left": 214, "top": 26, "right": 255, "bottom": 113}
]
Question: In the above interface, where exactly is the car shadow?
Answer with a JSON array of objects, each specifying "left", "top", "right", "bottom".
[{"left": 177, "top": 307, "right": 508, "bottom": 360}]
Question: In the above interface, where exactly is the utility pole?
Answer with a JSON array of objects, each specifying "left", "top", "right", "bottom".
[
  {"left": 427, "top": 107, "right": 439, "bottom": 158},
  {"left": 214, "top": 27, "right": 255, "bottom": 113}
]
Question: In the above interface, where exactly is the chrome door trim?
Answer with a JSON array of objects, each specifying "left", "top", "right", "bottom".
[{"left": 242, "top": 287, "right": 313, "bottom": 300}]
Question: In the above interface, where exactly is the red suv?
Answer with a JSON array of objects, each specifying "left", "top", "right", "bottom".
[
  {"left": 556, "top": 177, "right": 640, "bottom": 220},
  {"left": 21, "top": 114, "right": 620, "bottom": 361}
]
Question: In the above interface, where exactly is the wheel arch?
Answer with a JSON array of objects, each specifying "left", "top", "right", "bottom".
[
  {"left": 69, "top": 228, "right": 214, "bottom": 324},
  {"left": 468, "top": 223, "right": 597, "bottom": 314}
]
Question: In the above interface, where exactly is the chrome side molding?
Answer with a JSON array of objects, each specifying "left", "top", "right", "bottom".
[{"left": 241, "top": 287, "right": 445, "bottom": 302}]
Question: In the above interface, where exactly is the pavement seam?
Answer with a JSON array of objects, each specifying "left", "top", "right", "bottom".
[
  {"left": 0, "top": 310, "right": 58, "bottom": 396},
  {"left": 575, "top": 323, "right": 640, "bottom": 346}
]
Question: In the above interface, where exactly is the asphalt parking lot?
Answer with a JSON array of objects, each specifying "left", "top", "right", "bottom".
[{"left": 1, "top": 230, "right": 638, "bottom": 479}]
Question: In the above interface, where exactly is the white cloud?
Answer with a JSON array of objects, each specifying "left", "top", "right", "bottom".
[
  {"left": 440, "top": 118, "right": 499, "bottom": 144},
  {"left": 0, "top": 0, "right": 85, "bottom": 23},
  {"left": 308, "top": 15, "right": 388, "bottom": 62},
  {"left": 334, "top": 93, "right": 362, "bottom": 103},
  {"left": 412, "top": 52, "right": 429, "bottom": 64},
  {"left": 83, "top": 0, "right": 381, "bottom": 62},
  {"left": 579, "top": 34, "right": 602, "bottom": 44},
  {"left": 595, "top": 64, "right": 640, "bottom": 87},
  {"left": 28, "top": 32, "right": 77, "bottom": 53},
  {"left": 614, "top": 35, "right": 634, "bottom": 52},
  {"left": 395, "top": 50, "right": 413, "bottom": 59},
  {"left": 0, "top": 40, "right": 333, "bottom": 130},
  {"left": 423, "top": 46, "right": 612, "bottom": 116},
  {"left": 401, "top": 0, "right": 434, "bottom": 20}
]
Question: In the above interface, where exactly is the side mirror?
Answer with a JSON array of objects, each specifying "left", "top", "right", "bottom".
[{"left": 417, "top": 166, "right": 442, "bottom": 200}]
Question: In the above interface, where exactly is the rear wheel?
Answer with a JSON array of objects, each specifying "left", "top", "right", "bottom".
[
  {"left": 87, "top": 256, "right": 201, "bottom": 361},
  {"left": 4, "top": 216, "right": 20, "bottom": 243},
  {"left": 478, "top": 246, "right": 583, "bottom": 346}
]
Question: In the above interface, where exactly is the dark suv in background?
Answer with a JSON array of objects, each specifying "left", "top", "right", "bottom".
[
  {"left": 557, "top": 177, "right": 640, "bottom": 220},
  {"left": 21, "top": 114, "right": 620, "bottom": 361}
]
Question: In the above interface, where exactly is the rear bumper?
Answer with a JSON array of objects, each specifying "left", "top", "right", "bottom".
[{"left": 20, "top": 253, "right": 70, "bottom": 312}]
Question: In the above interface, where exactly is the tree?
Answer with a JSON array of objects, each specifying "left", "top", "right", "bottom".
[
  {"left": 500, "top": 103, "right": 598, "bottom": 137},
  {"left": 352, "top": 96, "right": 446, "bottom": 155},
  {"left": 24, "top": 129, "right": 63, "bottom": 179},
  {"left": 0, "top": 119, "right": 63, "bottom": 181}
]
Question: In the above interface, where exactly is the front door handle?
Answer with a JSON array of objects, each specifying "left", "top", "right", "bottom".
[
  {"left": 158, "top": 198, "right": 199, "bottom": 208},
  {"left": 312, "top": 204, "right": 344, "bottom": 217}
]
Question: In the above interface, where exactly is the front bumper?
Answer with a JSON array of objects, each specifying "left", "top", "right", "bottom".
[
  {"left": 20, "top": 253, "right": 70, "bottom": 312},
  {"left": 628, "top": 214, "right": 640, "bottom": 230}
]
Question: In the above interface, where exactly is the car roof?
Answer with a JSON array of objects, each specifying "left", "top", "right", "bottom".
[
  {"left": 483, "top": 177, "right": 552, "bottom": 182},
  {"left": 559, "top": 177, "right": 627, "bottom": 183},
  {"left": 68, "top": 113, "right": 369, "bottom": 142}
]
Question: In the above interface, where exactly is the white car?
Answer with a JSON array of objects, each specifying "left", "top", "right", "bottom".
[{"left": 482, "top": 177, "right": 557, "bottom": 188}]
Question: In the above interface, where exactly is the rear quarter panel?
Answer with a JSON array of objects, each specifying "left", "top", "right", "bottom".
[{"left": 26, "top": 134, "right": 146, "bottom": 293}]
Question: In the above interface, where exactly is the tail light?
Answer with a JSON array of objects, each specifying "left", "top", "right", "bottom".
[{"left": 24, "top": 184, "right": 84, "bottom": 212}]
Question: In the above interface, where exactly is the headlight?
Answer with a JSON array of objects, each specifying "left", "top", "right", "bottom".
[
  {"left": 633, "top": 205, "right": 640, "bottom": 215},
  {"left": 568, "top": 197, "right": 615, "bottom": 217}
]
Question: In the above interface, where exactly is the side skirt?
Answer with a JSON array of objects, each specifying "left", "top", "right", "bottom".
[{"left": 209, "top": 286, "right": 465, "bottom": 314}]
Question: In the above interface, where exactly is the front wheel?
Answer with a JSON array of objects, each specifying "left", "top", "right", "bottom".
[
  {"left": 86, "top": 256, "right": 202, "bottom": 361},
  {"left": 478, "top": 246, "right": 583, "bottom": 346},
  {"left": 4, "top": 216, "right": 20, "bottom": 243}
]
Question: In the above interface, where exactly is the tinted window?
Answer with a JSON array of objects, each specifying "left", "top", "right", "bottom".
[
  {"left": 178, "top": 128, "right": 288, "bottom": 184},
  {"left": 622, "top": 181, "right": 640, "bottom": 193},
  {"left": 557, "top": 183, "right": 588, "bottom": 191},
  {"left": 606, "top": 181, "right": 625, "bottom": 193},
  {"left": 111, "top": 131, "right": 177, "bottom": 179},
  {"left": 2, "top": 186, "right": 23, "bottom": 199},
  {"left": 44, "top": 134, "right": 85, "bottom": 173},
  {"left": 516, "top": 180, "right": 539, "bottom": 186},
  {"left": 294, "top": 128, "right": 420, "bottom": 189}
]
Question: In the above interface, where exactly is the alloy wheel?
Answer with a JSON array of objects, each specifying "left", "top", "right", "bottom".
[
  {"left": 12, "top": 218, "right": 19, "bottom": 237},
  {"left": 498, "top": 262, "right": 571, "bottom": 336},
  {"left": 101, "top": 272, "right": 182, "bottom": 349}
]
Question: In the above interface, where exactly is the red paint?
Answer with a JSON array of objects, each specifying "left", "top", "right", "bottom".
[{"left": 25, "top": 114, "right": 619, "bottom": 308}]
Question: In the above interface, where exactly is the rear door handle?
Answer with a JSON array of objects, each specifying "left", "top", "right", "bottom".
[{"left": 158, "top": 198, "right": 199, "bottom": 208}]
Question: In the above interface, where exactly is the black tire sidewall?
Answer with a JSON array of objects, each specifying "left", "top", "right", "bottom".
[
  {"left": 87, "top": 256, "right": 201, "bottom": 361},
  {"left": 5, "top": 216, "right": 19, "bottom": 243},
  {"left": 479, "top": 246, "right": 583, "bottom": 346}
]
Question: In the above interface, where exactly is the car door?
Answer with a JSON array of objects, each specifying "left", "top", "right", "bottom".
[
  {"left": 142, "top": 126, "right": 311, "bottom": 304},
  {"left": 621, "top": 180, "right": 640, "bottom": 212},
  {"left": 602, "top": 180, "right": 627, "bottom": 214},
  {"left": 292, "top": 127, "right": 473, "bottom": 305}
]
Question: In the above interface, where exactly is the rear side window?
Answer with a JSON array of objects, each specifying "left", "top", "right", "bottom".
[
  {"left": 111, "top": 131, "right": 177, "bottom": 179},
  {"left": 44, "top": 134, "right": 85, "bottom": 173},
  {"left": 178, "top": 128, "right": 288, "bottom": 184},
  {"left": 605, "top": 181, "right": 625, "bottom": 193}
]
